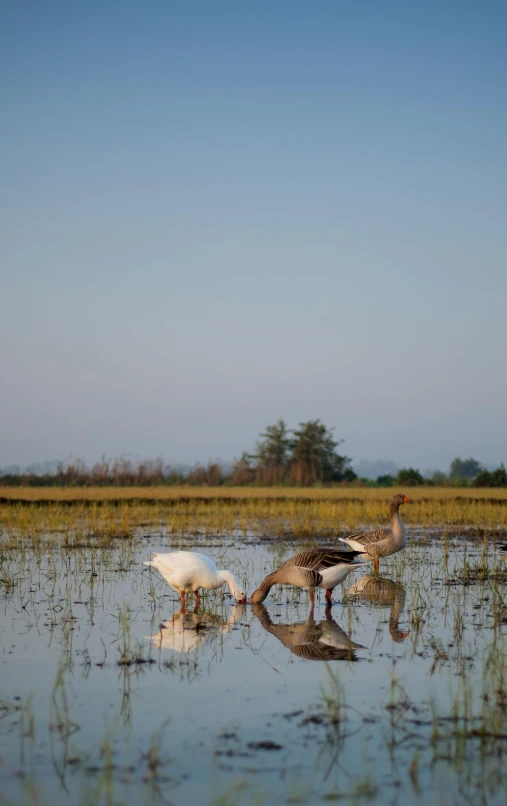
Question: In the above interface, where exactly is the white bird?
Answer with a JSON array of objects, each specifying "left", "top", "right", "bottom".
[{"left": 144, "top": 551, "right": 247, "bottom": 605}]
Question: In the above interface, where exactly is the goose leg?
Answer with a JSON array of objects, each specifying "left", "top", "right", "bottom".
[
  {"left": 179, "top": 591, "right": 186, "bottom": 605},
  {"left": 308, "top": 595, "right": 315, "bottom": 620},
  {"left": 194, "top": 590, "right": 201, "bottom": 606},
  {"left": 373, "top": 558, "right": 379, "bottom": 574},
  {"left": 325, "top": 589, "right": 333, "bottom": 605}
]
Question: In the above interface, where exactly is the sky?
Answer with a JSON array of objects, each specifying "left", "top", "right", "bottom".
[{"left": 1, "top": 1, "right": 506, "bottom": 473}]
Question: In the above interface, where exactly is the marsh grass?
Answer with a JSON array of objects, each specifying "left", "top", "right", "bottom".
[{"left": 2, "top": 488, "right": 507, "bottom": 551}]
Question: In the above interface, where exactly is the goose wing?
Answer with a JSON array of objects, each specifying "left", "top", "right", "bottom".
[
  {"left": 292, "top": 548, "right": 363, "bottom": 571},
  {"left": 341, "top": 527, "right": 390, "bottom": 548},
  {"left": 291, "top": 644, "right": 357, "bottom": 662}
]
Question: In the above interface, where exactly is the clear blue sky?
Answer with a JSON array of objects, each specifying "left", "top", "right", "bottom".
[{"left": 1, "top": 1, "right": 506, "bottom": 472}]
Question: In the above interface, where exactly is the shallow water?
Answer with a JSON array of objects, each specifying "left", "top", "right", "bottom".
[{"left": 1, "top": 532, "right": 507, "bottom": 805}]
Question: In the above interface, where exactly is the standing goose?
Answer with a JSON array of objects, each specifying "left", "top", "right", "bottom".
[
  {"left": 339, "top": 493, "right": 411, "bottom": 573},
  {"left": 250, "top": 548, "right": 364, "bottom": 607},
  {"left": 144, "top": 551, "right": 247, "bottom": 605}
]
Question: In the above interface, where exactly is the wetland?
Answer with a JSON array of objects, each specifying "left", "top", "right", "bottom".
[{"left": 1, "top": 489, "right": 507, "bottom": 805}]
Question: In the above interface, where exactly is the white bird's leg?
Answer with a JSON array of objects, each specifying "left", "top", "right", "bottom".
[
  {"left": 194, "top": 589, "right": 201, "bottom": 607},
  {"left": 325, "top": 589, "right": 333, "bottom": 605}
]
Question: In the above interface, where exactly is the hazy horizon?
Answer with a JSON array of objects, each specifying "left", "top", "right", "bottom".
[{"left": 2, "top": 2, "right": 506, "bottom": 471}]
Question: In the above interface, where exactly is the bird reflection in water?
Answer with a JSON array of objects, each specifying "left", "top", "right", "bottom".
[
  {"left": 498, "top": 546, "right": 507, "bottom": 623},
  {"left": 345, "top": 575, "right": 409, "bottom": 642},
  {"left": 252, "top": 604, "right": 366, "bottom": 661},
  {"left": 147, "top": 604, "right": 246, "bottom": 653}
]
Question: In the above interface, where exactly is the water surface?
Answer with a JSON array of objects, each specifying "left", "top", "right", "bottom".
[{"left": 1, "top": 531, "right": 507, "bottom": 804}]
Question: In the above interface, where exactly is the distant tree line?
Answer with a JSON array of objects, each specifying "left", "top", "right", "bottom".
[
  {"left": 0, "top": 426, "right": 506, "bottom": 488},
  {"left": 374, "top": 458, "right": 507, "bottom": 488},
  {"left": 0, "top": 419, "right": 355, "bottom": 488}
]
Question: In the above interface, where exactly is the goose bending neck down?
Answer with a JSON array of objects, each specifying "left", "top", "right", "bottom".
[
  {"left": 250, "top": 548, "right": 364, "bottom": 608},
  {"left": 144, "top": 551, "right": 247, "bottom": 605}
]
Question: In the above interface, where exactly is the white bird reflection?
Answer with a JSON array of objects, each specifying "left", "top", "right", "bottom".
[
  {"left": 146, "top": 604, "right": 246, "bottom": 653},
  {"left": 345, "top": 574, "right": 408, "bottom": 643},
  {"left": 252, "top": 604, "right": 365, "bottom": 661}
]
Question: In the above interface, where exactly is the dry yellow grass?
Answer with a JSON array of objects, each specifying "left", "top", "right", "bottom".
[{"left": 1, "top": 485, "right": 507, "bottom": 502}]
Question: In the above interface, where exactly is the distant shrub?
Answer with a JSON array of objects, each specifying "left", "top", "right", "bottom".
[
  {"left": 376, "top": 474, "right": 395, "bottom": 487},
  {"left": 474, "top": 463, "right": 507, "bottom": 488},
  {"left": 396, "top": 468, "right": 424, "bottom": 486},
  {"left": 430, "top": 471, "right": 448, "bottom": 485},
  {"left": 452, "top": 476, "right": 471, "bottom": 488}
]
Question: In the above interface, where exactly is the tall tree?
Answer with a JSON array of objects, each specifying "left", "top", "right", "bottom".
[
  {"left": 396, "top": 467, "right": 424, "bottom": 486},
  {"left": 449, "top": 457, "right": 482, "bottom": 480},
  {"left": 229, "top": 452, "right": 255, "bottom": 486},
  {"left": 288, "top": 419, "right": 351, "bottom": 485},
  {"left": 255, "top": 418, "right": 291, "bottom": 484}
]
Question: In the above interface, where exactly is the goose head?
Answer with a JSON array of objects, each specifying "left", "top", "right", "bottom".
[
  {"left": 391, "top": 493, "right": 411, "bottom": 508},
  {"left": 218, "top": 570, "right": 247, "bottom": 603}
]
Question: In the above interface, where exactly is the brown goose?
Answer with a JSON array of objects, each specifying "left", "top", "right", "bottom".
[
  {"left": 250, "top": 548, "right": 364, "bottom": 607},
  {"left": 252, "top": 604, "right": 365, "bottom": 661},
  {"left": 345, "top": 574, "right": 408, "bottom": 642},
  {"left": 339, "top": 493, "right": 411, "bottom": 573}
]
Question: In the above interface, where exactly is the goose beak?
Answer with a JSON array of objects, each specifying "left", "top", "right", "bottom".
[
  {"left": 237, "top": 596, "right": 247, "bottom": 604},
  {"left": 403, "top": 496, "right": 412, "bottom": 504}
]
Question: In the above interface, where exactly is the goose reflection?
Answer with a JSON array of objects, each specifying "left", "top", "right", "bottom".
[
  {"left": 498, "top": 546, "right": 507, "bottom": 622},
  {"left": 147, "top": 604, "right": 246, "bottom": 653},
  {"left": 252, "top": 604, "right": 365, "bottom": 661},
  {"left": 345, "top": 575, "right": 408, "bottom": 642}
]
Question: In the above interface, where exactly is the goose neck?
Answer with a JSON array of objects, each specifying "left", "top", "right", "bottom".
[{"left": 251, "top": 572, "right": 276, "bottom": 604}]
